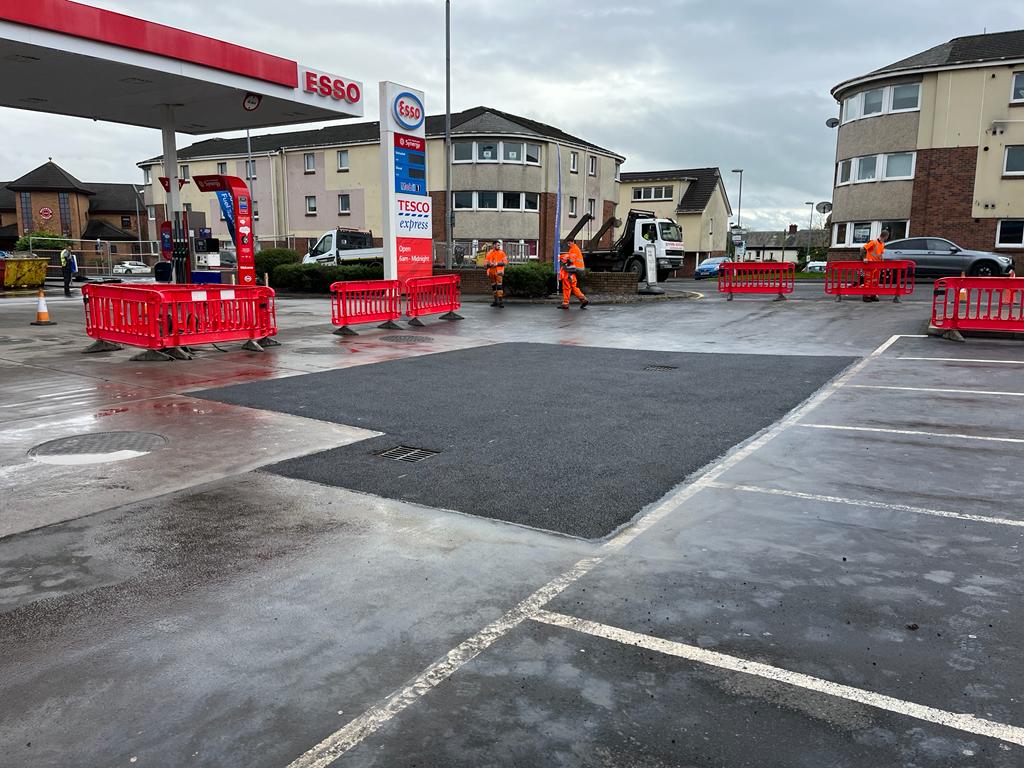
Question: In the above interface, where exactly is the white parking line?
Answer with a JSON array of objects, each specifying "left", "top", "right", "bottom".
[
  {"left": 800, "top": 423, "right": 1024, "bottom": 444},
  {"left": 707, "top": 482, "right": 1024, "bottom": 529},
  {"left": 849, "top": 384, "right": 1024, "bottom": 398},
  {"left": 897, "top": 356, "right": 1024, "bottom": 365},
  {"left": 531, "top": 609, "right": 1024, "bottom": 748},
  {"left": 281, "top": 334, "right": 925, "bottom": 767}
]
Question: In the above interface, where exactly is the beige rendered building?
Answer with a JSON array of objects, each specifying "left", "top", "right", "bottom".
[
  {"left": 829, "top": 29, "right": 1024, "bottom": 268},
  {"left": 616, "top": 169, "right": 731, "bottom": 275}
]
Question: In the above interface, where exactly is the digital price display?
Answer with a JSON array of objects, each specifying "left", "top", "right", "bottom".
[{"left": 394, "top": 133, "right": 427, "bottom": 196}]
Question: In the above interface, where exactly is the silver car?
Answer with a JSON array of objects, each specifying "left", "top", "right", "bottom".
[{"left": 884, "top": 237, "right": 1013, "bottom": 277}]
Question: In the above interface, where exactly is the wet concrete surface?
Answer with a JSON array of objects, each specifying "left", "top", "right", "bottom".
[{"left": 2, "top": 289, "right": 1023, "bottom": 766}]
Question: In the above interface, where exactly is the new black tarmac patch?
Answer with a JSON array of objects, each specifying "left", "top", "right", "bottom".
[{"left": 196, "top": 343, "right": 853, "bottom": 538}]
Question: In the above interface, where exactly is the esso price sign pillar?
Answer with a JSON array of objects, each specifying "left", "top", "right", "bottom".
[{"left": 379, "top": 82, "right": 432, "bottom": 286}]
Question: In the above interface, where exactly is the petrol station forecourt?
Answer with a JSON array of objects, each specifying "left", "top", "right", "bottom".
[{"left": 4, "top": 4, "right": 1024, "bottom": 768}]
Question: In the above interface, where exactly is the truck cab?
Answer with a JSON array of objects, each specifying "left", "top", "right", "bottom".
[
  {"left": 573, "top": 209, "right": 685, "bottom": 282},
  {"left": 302, "top": 228, "right": 383, "bottom": 266}
]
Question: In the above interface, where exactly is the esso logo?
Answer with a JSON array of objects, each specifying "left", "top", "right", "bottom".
[
  {"left": 303, "top": 71, "right": 362, "bottom": 105},
  {"left": 393, "top": 92, "right": 424, "bottom": 131},
  {"left": 398, "top": 199, "right": 430, "bottom": 213}
]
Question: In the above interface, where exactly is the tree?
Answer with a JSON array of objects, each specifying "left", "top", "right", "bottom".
[{"left": 15, "top": 231, "right": 71, "bottom": 252}]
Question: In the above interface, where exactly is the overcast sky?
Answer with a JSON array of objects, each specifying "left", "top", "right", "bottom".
[{"left": 3, "top": 0, "right": 1023, "bottom": 231}]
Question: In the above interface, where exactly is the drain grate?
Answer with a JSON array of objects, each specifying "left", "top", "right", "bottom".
[
  {"left": 380, "top": 335, "right": 434, "bottom": 344},
  {"left": 29, "top": 431, "right": 167, "bottom": 465},
  {"left": 644, "top": 364, "right": 679, "bottom": 372},
  {"left": 376, "top": 445, "right": 438, "bottom": 463}
]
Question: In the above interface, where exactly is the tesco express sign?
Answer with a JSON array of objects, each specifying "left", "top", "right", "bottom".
[
  {"left": 397, "top": 197, "right": 431, "bottom": 233},
  {"left": 302, "top": 70, "right": 361, "bottom": 105}
]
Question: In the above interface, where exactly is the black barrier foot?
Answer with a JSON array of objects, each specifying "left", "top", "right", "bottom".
[
  {"left": 774, "top": 294, "right": 787, "bottom": 302},
  {"left": 893, "top": 296, "right": 901, "bottom": 303},
  {"left": 259, "top": 336, "right": 281, "bottom": 347},
  {"left": 333, "top": 326, "right": 359, "bottom": 336},
  {"left": 130, "top": 349, "right": 175, "bottom": 362},
  {"left": 942, "top": 329, "right": 966, "bottom": 343},
  {"left": 727, "top": 293, "right": 734, "bottom": 301},
  {"left": 407, "top": 317, "right": 426, "bottom": 327},
  {"left": 379, "top": 320, "right": 403, "bottom": 330},
  {"left": 82, "top": 339, "right": 123, "bottom": 354},
  {"left": 165, "top": 346, "right": 194, "bottom": 360},
  {"left": 440, "top": 311, "right": 464, "bottom": 320},
  {"left": 241, "top": 339, "right": 265, "bottom": 352}
]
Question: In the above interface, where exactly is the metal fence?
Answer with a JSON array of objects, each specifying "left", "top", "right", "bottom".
[
  {"left": 17, "top": 238, "right": 162, "bottom": 279},
  {"left": 432, "top": 240, "right": 538, "bottom": 267}
]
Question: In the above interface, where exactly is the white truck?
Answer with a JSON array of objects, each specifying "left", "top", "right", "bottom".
[
  {"left": 569, "top": 208, "right": 685, "bottom": 282},
  {"left": 302, "top": 228, "right": 383, "bottom": 266}
]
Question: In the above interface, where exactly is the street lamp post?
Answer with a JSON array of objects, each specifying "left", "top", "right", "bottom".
[
  {"left": 805, "top": 201, "right": 815, "bottom": 261},
  {"left": 731, "top": 168, "right": 743, "bottom": 226},
  {"left": 444, "top": 0, "right": 453, "bottom": 269}
]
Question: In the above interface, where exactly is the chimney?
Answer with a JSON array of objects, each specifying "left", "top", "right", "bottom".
[{"left": 788, "top": 224, "right": 798, "bottom": 235}]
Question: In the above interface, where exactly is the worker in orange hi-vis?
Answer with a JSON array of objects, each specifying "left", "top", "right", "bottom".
[
  {"left": 558, "top": 240, "right": 589, "bottom": 310},
  {"left": 484, "top": 241, "right": 508, "bottom": 308},
  {"left": 859, "top": 228, "right": 889, "bottom": 302}
]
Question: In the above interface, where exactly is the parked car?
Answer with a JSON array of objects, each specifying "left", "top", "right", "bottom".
[
  {"left": 804, "top": 261, "right": 827, "bottom": 273},
  {"left": 112, "top": 260, "right": 152, "bottom": 275},
  {"left": 693, "top": 256, "right": 729, "bottom": 280},
  {"left": 884, "top": 238, "right": 1014, "bottom": 277}
]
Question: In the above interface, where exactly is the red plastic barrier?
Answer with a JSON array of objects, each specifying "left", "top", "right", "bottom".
[
  {"left": 405, "top": 274, "right": 462, "bottom": 325},
  {"left": 718, "top": 262, "right": 795, "bottom": 300},
  {"left": 932, "top": 276, "right": 1024, "bottom": 336},
  {"left": 824, "top": 260, "right": 915, "bottom": 301},
  {"left": 330, "top": 279, "right": 401, "bottom": 334},
  {"left": 82, "top": 283, "right": 276, "bottom": 349}
]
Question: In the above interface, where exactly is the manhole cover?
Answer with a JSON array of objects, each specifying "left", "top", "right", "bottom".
[
  {"left": 376, "top": 445, "right": 438, "bottom": 463},
  {"left": 29, "top": 431, "right": 167, "bottom": 465},
  {"left": 644, "top": 364, "right": 679, "bottom": 372},
  {"left": 380, "top": 335, "right": 434, "bottom": 344}
]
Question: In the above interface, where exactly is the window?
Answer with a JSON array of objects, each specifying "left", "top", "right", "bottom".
[
  {"left": 304, "top": 152, "right": 315, "bottom": 173},
  {"left": 891, "top": 83, "right": 921, "bottom": 112},
  {"left": 570, "top": 152, "right": 579, "bottom": 173},
  {"left": 862, "top": 88, "right": 884, "bottom": 116},
  {"left": 477, "top": 191, "right": 498, "bottom": 209},
  {"left": 997, "top": 220, "right": 1024, "bottom": 246},
  {"left": 305, "top": 195, "right": 317, "bottom": 215},
  {"left": 19, "top": 192, "right": 31, "bottom": 233},
  {"left": 587, "top": 198, "right": 596, "bottom": 217},
  {"left": 837, "top": 159, "right": 852, "bottom": 185},
  {"left": 503, "top": 142, "right": 523, "bottom": 162},
  {"left": 142, "top": 168, "right": 152, "bottom": 184},
  {"left": 179, "top": 164, "right": 190, "bottom": 180},
  {"left": 588, "top": 156, "right": 597, "bottom": 176},
  {"left": 833, "top": 223, "right": 847, "bottom": 246},
  {"left": 477, "top": 141, "right": 499, "bottom": 162},
  {"left": 57, "top": 192, "right": 71, "bottom": 236},
  {"left": 146, "top": 205, "right": 156, "bottom": 220},
  {"left": 1012, "top": 73, "right": 1024, "bottom": 103},
  {"left": 526, "top": 143, "right": 541, "bottom": 164},
  {"left": 1004, "top": 146, "right": 1024, "bottom": 175},
  {"left": 501, "top": 191, "right": 522, "bottom": 210},
  {"left": 524, "top": 192, "right": 539, "bottom": 211},
  {"left": 453, "top": 191, "right": 474, "bottom": 209},
  {"left": 253, "top": 200, "right": 259, "bottom": 220},
  {"left": 453, "top": 141, "right": 473, "bottom": 162},
  {"left": 568, "top": 196, "right": 578, "bottom": 217},
  {"left": 338, "top": 194, "right": 350, "bottom": 215},
  {"left": 631, "top": 185, "right": 673, "bottom": 201},
  {"left": 883, "top": 152, "right": 915, "bottom": 179},
  {"left": 851, "top": 222, "right": 872, "bottom": 244},
  {"left": 121, "top": 215, "right": 132, "bottom": 229},
  {"left": 337, "top": 150, "right": 349, "bottom": 171},
  {"left": 217, "top": 162, "right": 227, "bottom": 175},
  {"left": 615, "top": 163, "right": 621, "bottom": 181},
  {"left": 641, "top": 222, "right": 657, "bottom": 242},
  {"left": 855, "top": 155, "right": 877, "bottom": 182},
  {"left": 183, "top": 202, "right": 193, "bottom": 213},
  {"left": 843, "top": 95, "right": 861, "bottom": 122},
  {"left": 880, "top": 220, "right": 908, "bottom": 240},
  {"left": 245, "top": 160, "right": 256, "bottom": 179}
]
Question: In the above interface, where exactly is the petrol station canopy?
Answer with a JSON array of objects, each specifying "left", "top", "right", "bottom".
[{"left": 0, "top": 0, "right": 364, "bottom": 134}]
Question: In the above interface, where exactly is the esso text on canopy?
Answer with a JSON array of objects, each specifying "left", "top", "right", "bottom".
[
  {"left": 393, "top": 91, "right": 424, "bottom": 131},
  {"left": 398, "top": 199, "right": 431, "bottom": 213},
  {"left": 302, "top": 70, "right": 362, "bottom": 105}
]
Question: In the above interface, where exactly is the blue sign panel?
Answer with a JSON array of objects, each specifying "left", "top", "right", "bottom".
[{"left": 394, "top": 145, "right": 427, "bottom": 196}]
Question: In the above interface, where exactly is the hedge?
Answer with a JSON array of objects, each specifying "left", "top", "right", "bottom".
[
  {"left": 503, "top": 261, "right": 555, "bottom": 297},
  {"left": 271, "top": 262, "right": 384, "bottom": 292},
  {"left": 255, "top": 247, "right": 301, "bottom": 280}
]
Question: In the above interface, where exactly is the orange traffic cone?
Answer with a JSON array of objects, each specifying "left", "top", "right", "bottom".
[
  {"left": 1003, "top": 269, "right": 1018, "bottom": 312},
  {"left": 30, "top": 289, "right": 57, "bottom": 326},
  {"left": 957, "top": 270, "right": 968, "bottom": 304}
]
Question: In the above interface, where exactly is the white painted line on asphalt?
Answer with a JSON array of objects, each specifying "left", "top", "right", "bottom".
[
  {"left": 531, "top": 609, "right": 1024, "bottom": 748},
  {"left": 282, "top": 334, "right": 923, "bottom": 767},
  {"left": 897, "top": 356, "right": 1024, "bottom": 365},
  {"left": 800, "top": 423, "right": 1024, "bottom": 444},
  {"left": 708, "top": 482, "right": 1024, "bottom": 529},
  {"left": 850, "top": 384, "right": 1024, "bottom": 397}
]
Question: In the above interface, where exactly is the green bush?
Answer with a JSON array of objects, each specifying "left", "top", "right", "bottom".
[
  {"left": 504, "top": 261, "right": 554, "bottom": 297},
  {"left": 271, "top": 262, "right": 384, "bottom": 292},
  {"left": 15, "top": 231, "right": 70, "bottom": 252},
  {"left": 255, "top": 247, "right": 300, "bottom": 280}
]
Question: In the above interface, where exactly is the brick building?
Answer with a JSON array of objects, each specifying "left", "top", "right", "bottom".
[
  {"left": 0, "top": 161, "right": 147, "bottom": 250},
  {"left": 828, "top": 29, "right": 1024, "bottom": 268}
]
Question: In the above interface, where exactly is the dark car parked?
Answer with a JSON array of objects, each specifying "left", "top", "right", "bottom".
[{"left": 884, "top": 237, "right": 1014, "bottom": 277}]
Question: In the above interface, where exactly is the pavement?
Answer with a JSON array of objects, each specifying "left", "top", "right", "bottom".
[{"left": 1, "top": 281, "right": 1023, "bottom": 767}]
